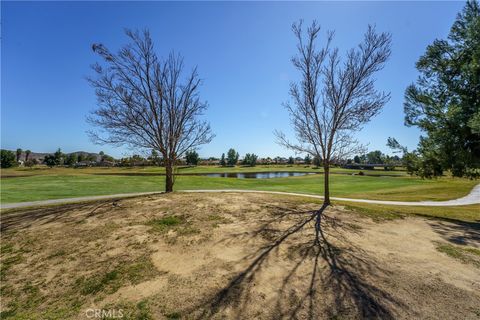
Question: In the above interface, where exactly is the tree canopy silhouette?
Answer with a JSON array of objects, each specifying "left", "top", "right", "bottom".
[
  {"left": 88, "top": 29, "right": 214, "bottom": 192},
  {"left": 276, "top": 21, "right": 391, "bottom": 205}
]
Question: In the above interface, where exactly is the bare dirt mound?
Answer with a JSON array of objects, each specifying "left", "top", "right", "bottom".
[{"left": 1, "top": 193, "right": 479, "bottom": 319}]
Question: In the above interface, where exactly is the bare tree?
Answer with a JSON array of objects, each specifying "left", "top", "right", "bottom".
[
  {"left": 88, "top": 29, "right": 214, "bottom": 192},
  {"left": 276, "top": 21, "right": 391, "bottom": 205}
]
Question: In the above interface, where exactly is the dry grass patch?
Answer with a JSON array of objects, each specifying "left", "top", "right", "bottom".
[
  {"left": 435, "top": 242, "right": 480, "bottom": 267},
  {"left": 1, "top": 193, "right": 479, "bottom": 319}
]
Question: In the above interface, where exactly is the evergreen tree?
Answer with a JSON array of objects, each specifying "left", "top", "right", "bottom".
[
  {"left": 1, "top": 150, "right": 16, "bottom": 168},
  {"left": 44, "top": 154, "right": 57, "bottom": 167},
  {"left": 186, "top": 150, "right": 200, "bottom": 166},
  {"left": 65, "top": 153, "right": 78, "bottom": 166},
  {"left": 243, "top": 153, "right": 258, "bottom": 166},
  {"left": 220, "top": 153, "right": 226, "bottom": 166},
  {"left": 366, "top": 150, "right": 384, "bottom": 164},
  {"left": 227, "top": 148, "right": 238, "bottom": 166},
  {"left": 403, "top": 1, "right": 480, "bottom": 177},
  {"left": 150, "top": 149, "right": 161, "bottom": 165},
  {"left": 304, "top": 155, "right": 312, "bottom": 165},
  {"left": 54, "top": 148, "right": 65, "bottom": 165}
]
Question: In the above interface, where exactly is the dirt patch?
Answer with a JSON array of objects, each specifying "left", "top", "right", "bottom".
[{"left": 1, "top": 193, "right": 479, "bottom": 319}]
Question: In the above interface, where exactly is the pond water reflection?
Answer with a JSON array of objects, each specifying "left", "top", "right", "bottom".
[{"left": 203, "top": 172, "right": 317, "bottom": 179}]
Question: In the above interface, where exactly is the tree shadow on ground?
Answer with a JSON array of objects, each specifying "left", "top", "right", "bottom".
[
  {"left": 185, "top": 204, "right": 406, "bottom": 319},
  {"left": 0, "top": 200, "right": 121, "bottom": 233},
  {"left": 422, "top": 216, "right": 480, "bottom": 247}
]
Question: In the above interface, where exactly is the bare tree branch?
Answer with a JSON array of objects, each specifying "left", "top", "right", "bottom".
[
  {"left": 87, "top": 29, "right": 214, "bottom": 192},
  {"left": 276, "top": 21, "right": 391, "bottom": 205}
]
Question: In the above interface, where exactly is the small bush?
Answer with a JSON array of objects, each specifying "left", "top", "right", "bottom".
[{"left": 358, "top": 171, "right": 364, "bottom": 176}]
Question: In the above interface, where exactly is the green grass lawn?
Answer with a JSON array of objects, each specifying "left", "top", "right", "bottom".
[
  {"left": 0, "top": 166, "right": 477, "bottom": 204},
  {"left": 338, "top": 201, "right": 480, "bottom": 222}
]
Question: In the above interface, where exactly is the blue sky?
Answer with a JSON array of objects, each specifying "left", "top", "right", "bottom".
[{"left": 1, "top": 1, "right": 463, "bottom": 158}]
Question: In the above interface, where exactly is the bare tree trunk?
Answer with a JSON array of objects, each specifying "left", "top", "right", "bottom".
[
  {"left": 323, "top": 165, "right": 330, "bottom": 206},
  {"left": 165, "top": 160, "right": 174, "bottom": 193}
]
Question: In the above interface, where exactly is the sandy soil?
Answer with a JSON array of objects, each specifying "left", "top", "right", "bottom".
[{"left": 1, "top": 193, "right": 479, "bottom": 319}]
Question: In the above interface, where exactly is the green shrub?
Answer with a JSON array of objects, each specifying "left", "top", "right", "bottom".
[{"left": 1, "top": 150, "right": 16, "bottom": 168}]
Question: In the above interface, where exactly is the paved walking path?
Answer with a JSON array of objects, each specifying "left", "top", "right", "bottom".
[
  {"left": 181, "top": 186, "right": 480, "bottom": 206},
  {"left": 1, "top": 184, "right": 479, "bottom": 210}
]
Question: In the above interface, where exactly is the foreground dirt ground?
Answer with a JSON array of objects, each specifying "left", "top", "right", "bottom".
[{"left": 1, "top": 193, "right": 479, "bottom": 319}]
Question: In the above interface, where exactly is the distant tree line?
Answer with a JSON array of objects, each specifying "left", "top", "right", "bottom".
[
  {"left": 1, "top": 145, "right": 406, "bottom": 170},
  {"left": 219, "top": 148, "right": 258, "bottom": 167},
  {"left": 0, "top": 147, "right": 119, "bottom": 168},
  {"left": 1, "top": 148, "right": 37, "bottom": 168},
  {"left": 1, "top": 148, "right": 36, "bottom": 168},
  {"left": 43, "top": 149, "right": 111, "bottom": 167},
  {"left": 215, "top": 148, "right": 333, "bottom": 167},
  {"left": 348, "top": 151, "right": 401, "bottom": 165}
]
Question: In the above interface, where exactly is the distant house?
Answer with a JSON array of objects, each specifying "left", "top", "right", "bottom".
[
  {"left": 200, "top": 159, "right": 220, "bottom": 165},
  {"left": 341, "top": 163, "right": 396, "bottom": 170},
  {"left": 276, "top": 157, "right": 288, "bottom": 164},
  {"left": 75, "top": 161, "right": 95, "bottom": 167},
  {"left": 258, "top": 158, "right": 274, "bottom": 165},
  {"left": 295, "top": 157, "right": 305, "bottom": 164},
  {"left": 97, "top": 160, "right": 115, "bottom": 167}
]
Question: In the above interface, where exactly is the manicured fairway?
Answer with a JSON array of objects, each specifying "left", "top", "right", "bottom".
[{"left": 0, "top": 166, "right": 477, "bottom": 204}]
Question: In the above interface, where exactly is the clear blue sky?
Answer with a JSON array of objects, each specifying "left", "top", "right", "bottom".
[{"left": 1, "top": 1, "right": 463, "bottom": 159}]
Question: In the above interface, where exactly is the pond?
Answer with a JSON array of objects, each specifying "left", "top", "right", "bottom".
[{"left": 203, "top": 172, "right": 318, "bottom": 179}]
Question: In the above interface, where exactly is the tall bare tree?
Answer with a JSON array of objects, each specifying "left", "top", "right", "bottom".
[
  {"left": 88, "top": 29, "right": 214, "bottom": 192},
  {"left": 276, "top": 21, "right": 391, "bottom": 205}
]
